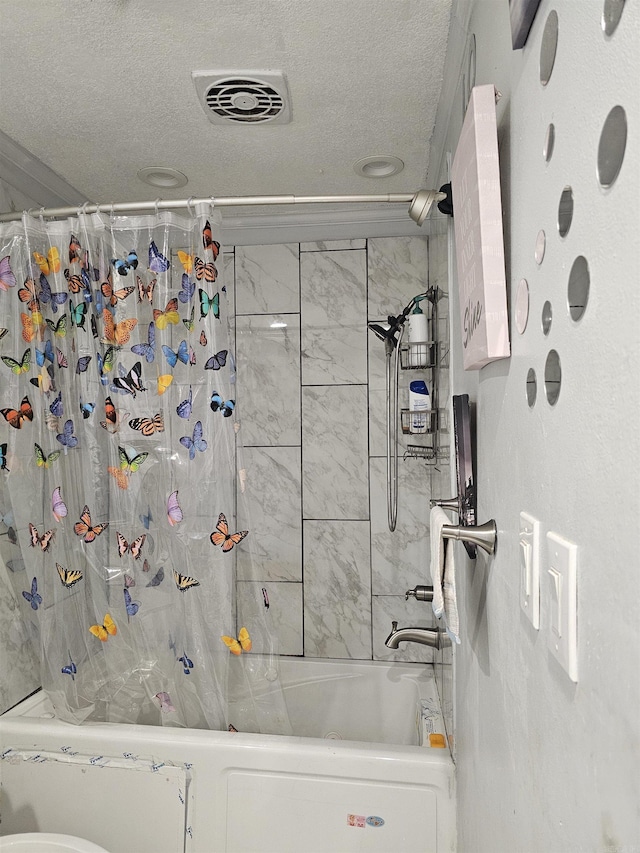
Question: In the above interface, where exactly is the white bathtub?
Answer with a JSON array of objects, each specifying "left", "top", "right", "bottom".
[{"left": 0, "top": 658, "right": 455, "bottom": 853}]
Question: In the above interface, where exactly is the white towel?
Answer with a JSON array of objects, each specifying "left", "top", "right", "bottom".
[{"left": 430, "top": 506, "right": 461, "bottom": 644}]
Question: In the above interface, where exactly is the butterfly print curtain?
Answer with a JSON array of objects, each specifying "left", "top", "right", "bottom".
[{"left": 0, "top": 208, "right": 291, "bottom": 732}]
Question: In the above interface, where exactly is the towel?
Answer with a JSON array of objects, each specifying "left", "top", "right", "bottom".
[{"left": 430, "top": 506, "right": 461, "bottom": 644}]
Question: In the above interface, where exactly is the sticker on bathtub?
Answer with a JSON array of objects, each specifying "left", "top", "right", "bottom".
[
  {"left": 347, "top": 814, "right": 366, "bottom": 828},
  {"left": 366, "top": 816, "right": 385, "bottom": 828}
]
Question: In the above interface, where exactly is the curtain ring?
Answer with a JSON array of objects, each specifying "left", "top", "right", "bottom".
[
  {"left": 154, "top": 198, "right": 161, "bottom": 217},
  {"left": 186, "top": 196, "right": 195, "bottom": 216}
]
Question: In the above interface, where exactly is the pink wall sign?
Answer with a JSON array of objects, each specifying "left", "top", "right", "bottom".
[{"left": 451, "top": 84, "right": 510, "bottom": 370}]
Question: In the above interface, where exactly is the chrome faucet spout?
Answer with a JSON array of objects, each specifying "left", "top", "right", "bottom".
[{"left": 384, "top": 621, "right": 444, "bottom": 650}]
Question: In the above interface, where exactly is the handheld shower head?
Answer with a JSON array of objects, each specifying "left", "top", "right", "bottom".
[{"left": 367, "top": 321, "right": 398, "bottom": 355}]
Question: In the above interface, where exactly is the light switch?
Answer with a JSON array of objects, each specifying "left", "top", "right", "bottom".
[
  {"left": 546, "top": 531, "right": 578, "bottom": 682},
  {"left": 519, "top": 512, "right": 540, "bottom": 629}
]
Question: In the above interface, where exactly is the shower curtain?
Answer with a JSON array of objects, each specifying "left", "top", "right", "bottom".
[{"left": 0, "top": 206, "right": 291, "bottom": 732}]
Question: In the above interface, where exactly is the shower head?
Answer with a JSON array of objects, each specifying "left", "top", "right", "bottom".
[
  {"left": 367, "top": 322, "right": 394, "bottom": 343},
  {"left": 408, "top": 188, "right": 448, "bottom": 225}
]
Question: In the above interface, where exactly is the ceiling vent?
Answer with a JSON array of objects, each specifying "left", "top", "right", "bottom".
[{"left": 192, "top": 71, "right": 291, "bottom": 126}]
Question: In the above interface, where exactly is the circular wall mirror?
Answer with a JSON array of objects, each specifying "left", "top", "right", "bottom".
[
  {"left": 567, "top": 256, "right": 590, "bottom": 321},
  {"left": 602, "top": 0, "right": 625, "bottom": 36},
  {"left": 540, "top": 11, "right": 559, "bottom": 86},
  {"left": 526, "top": 368, "right": 537, "bottom": 408},
  {"left": 557, "top": 186, "right": 574, "bottom": 237},
  {"left": 515, "top": 279, "right": 530, "bottom": 334},
  {"left": 543, "top": 123, "right": 556, "bottom": 162},
  {"left": 544, "top": 350, "right": 562, "bottom": 405},
  {"left": 597, "top": 105, "right": 627, "bottom": 187}
]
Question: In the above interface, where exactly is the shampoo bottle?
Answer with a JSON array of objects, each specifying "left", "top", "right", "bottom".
[
  {"left": 409, "top": 380, "right": 431, "bottom": 434},
  {"left": 407, "top": 301, "right": 428, "bottom": 366}
]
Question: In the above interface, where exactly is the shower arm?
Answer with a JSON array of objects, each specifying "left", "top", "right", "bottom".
[{"left": 0, "top": 188, "right": 452, "bottom": 224}]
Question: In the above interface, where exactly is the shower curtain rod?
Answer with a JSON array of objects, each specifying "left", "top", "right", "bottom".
[{"left": 0, "top": 189, "right": 446, "bottom": 226}]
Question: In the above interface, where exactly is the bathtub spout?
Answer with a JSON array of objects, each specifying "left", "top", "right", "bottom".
[{"left": 385, "top": 621, "right": 443, "bottom": 650}]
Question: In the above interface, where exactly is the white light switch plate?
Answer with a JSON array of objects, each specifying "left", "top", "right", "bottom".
[
  {"left": 546, "top": 531, "right": 578, "bottom": 682},
  {"left": 519, "top": 512, "right": 540, "bottom": 629}
]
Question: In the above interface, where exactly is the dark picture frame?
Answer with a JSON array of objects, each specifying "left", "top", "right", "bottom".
[{"left": 509, "top": 0, "right": 542, "bottom": 49}]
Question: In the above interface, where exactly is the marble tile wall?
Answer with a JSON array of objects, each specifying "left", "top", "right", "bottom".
[{"left": 234, "top": 235, "right": 445, "bottom": 662}]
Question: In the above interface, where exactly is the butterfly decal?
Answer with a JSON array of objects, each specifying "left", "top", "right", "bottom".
[
  {"left": 167, "top": 490, "right": 183, "bottom": 526},
  {"left": 124, "top": 573, "right": 136, "bottom": 588},
  {"left": 198, "top": 287, "right": 219, "bottom": 319},
  {"left": 101, "top": 276, "right": 134, "bottom": 307},
  {"left": 79, "top": 399, "right": 95, "bottom": 420},
  {"left": 74, "top": 506, "right": 109, "bottom": 542},
  {"left": 178, "top": 653, "right": 193, "bottom": 674},
  {"left": 116, "top": 531, "right": 146, "bottom": 559},
  {"left": 64, "top": 267, "right": 90, "bottom": 296},
  {"left": 19, "top": 312, "right": 41, "bottom": 344},
  {"left": 131, "top": 322, "right": 156, "bottom": 363},
  {"left": 111, "top": 251, "right": 139, "bottom": 277},
  {"left": 128, "top": 412, "right": 164, "bottom": 436},
  {"left": 108, "top": 446, "right": 148, "bottom": 489},
  {"left": 76, "top": 355, "right": 92, "bottom": 375},
  {"left": 68, "top": 234, "right": 82, "bottom": 265},
  {"left": 162, "top": 339, "right": 192, "bottom": 368},
  {"left": 148, "top": 240, "right": 170, "bottom": 274},
  {"left": 180, "top": 420, "right": 207, "bottom": 460},
  {"left": 56, "top": 562, "right": 83, "bottom": 589},
  {"left": 177, "top": 251, "right": 193, "bottom": 274},
  {"left": 194, "top": 258, "right": 218, "bottom": 283},
  {"left": 175, "top": 386, "right": 193, "bottom": 419},
  {"left": 35, "top": 340, "right": 54, "bottom": 367},
  {"left": 262, "top": 587, "right": 270, "bottom": 609},
  {"left": 157, "top": 374, "right": 173, "bottom": 395},
  {"left": 124, "top": 588, "right": 140, "bottom": 617},
  {"left": 89, "top": 614, "right": 117, "bottom": 641},
  {"left": 155, "top": 691, "right": 175, "bottom": 713},
  {"left": 199, "top": 330, "right": 207, "bottom": 347},
  {"left": 22, "top": 577, "right": 42, "bottom": 610},
  {"left": 1, "top": 396, "right": 34, "bottom": 429},
  {"left": 56, "top": 347, "right": 68, "bottom": 369},
  {"left": 0, "top": 255, "right": 17, "bottom": 291},
  {"left": 2, "top": 348, "right": 31, "bottom": 375},
  {"left": 34, "top": 442, "right": 61, "bottom": 469},
  {"left": 110, "top": 361, "right": 147, "bottom": 397},
  {"left": 136, "top": 275, "right": 156, "bottom": 303},
  {"left": 178, "top": 273, "right": 196, "bottom": 304},
  {"left": 173, "top": 569, "right": 200, "bottom": 592},
  {"left": 202, "top": 221, "right": 220, "bottom": 257},
  {"left": 139, "top": 508, "right": 152, "bottom": 529},
  {"left": 29, "top": 364, "right": 56, "bottom": 396},
  {"left": 56, "top": 419, "right": 78, "bottom": 449},
  {"left": 204, "top": 349, "right": 227, "bottom": 371},
  {"left": 45, "top": 315, "right": 68, "bottom": 338},
  {"left": 96, "top": 345, "right": 116, "bottom": 384},
  {"left": 52, "top": 486, "right": 68, "bottom": 522},
  {"left": 228, "top": 724, "right": 238, "bottom": 733},
  {"left": 210, "top": 512, "right": 248, "bottom": 552},
  {"left": 152, "top": 298, "right": 180, "bottom": 330},
  {"left": 39, "top": 274, "right": 68, "bottom": 313},
  {"left": 221, "top": 627, "right": 252, "bottom": 656},
  {"left": 0, "top": 443, "right": 9, "bottom": 473},
  {"left": 33, "top": 247, "right": 60, "bottom": 276},
  {"left": 146, "top": 565, "right": 165, "bottom": 588},
  {"left": 29, "top": 523, "right": 55, "bottom": 551},
  {"left": 61, "top": 652, "right": 77, "bottom": 680},
  {"left": 49, "top": 391, "right": 63, "bottom": 418},
  {"left": 18, "top": 277, "right": 40, "bottom": 312},
  {"left": 210, "top": 393, "right": 235, "bottom": 417},
  {"left": 102, "top": 309, "right": 138, "bottom": 346},
  {"left": 70, "top": 302, "right": 87, "bottom": 330},
  {"left": 182, "top": 305, "right": 195, "bottom": 333},
  {"left": 100, "top": 396, "right": 119, "bottom": 432},
  {"left": 0, "top": 328, "right": 8, "bottom": 341}
]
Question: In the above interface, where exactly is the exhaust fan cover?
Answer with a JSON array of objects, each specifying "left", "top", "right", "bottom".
[{"left": 192, "top": 70, "right": 291, "bottom": 125}]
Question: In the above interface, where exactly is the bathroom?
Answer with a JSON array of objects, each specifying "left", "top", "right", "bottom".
[{"left": 0, "top": 0, "right": 638, "bottom": 851}]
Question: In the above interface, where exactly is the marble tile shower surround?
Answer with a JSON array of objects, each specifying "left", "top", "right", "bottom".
[
  {"left": 234, "top": 235, "right": 448, "bottom": 663},
  {"left": 0, "top": 557, "right": 39, "bottom": 714}
]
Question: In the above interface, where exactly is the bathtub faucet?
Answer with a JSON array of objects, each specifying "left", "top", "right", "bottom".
[{"left": 384, "top": 621, "right": 445, "bottom": 650}]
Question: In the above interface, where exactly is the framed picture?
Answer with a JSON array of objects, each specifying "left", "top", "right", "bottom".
[{"left": 509, "top": 0, "right": 542, "bottom": 49}]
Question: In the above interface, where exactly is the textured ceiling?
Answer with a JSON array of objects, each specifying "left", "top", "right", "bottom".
[{"left": 0, "top": 0, "right": 452, "bottom": 207}]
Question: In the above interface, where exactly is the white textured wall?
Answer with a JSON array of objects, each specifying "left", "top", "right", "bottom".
[{"left": 430, "top": 1, "right": 639, "bottom": 850}]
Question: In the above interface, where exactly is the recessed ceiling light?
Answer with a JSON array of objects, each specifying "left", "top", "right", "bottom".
[
  {"left": 137, "top": 167, "right": 189, "bottom": 189},
  {"left": 353, "top": 155, "right": 404, "bottom": 178}
]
